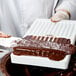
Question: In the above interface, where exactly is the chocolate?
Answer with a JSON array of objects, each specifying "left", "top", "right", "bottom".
[
  {"left": 0, "top": 51, "right": 3, "bottom": 52},
  {"left": 0, "top": 53, "right": 30, "bottom": 76},
  {"left": 13, "top": 35, "right": 76, "bottom": 61},
  {"left": 44, "top": 71, "right": 74, "bottom": 76},
  {"left": 0, "top": 53, "right": 76, "bottom": 76}
]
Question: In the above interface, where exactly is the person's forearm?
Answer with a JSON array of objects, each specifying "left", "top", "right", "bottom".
[
  {"left": 0, "top": 31, "right": 11, "bottom": 38},
  {"left": 55, "top": 0, "right": 76, "bottom": 20},
  {"left": 51, "top": 0, "right": 76, "bottom": 22}
]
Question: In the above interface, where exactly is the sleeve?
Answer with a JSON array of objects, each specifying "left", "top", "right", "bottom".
[{"left": 55, "top": 0, "right": 76, "bottom": 20}]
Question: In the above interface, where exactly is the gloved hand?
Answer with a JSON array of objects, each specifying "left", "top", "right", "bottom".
[
  {"left": 51, "top": 10, "right": 70, "bottom": 22},
  {"left": 0, "top": 31, "right": 11, "bottom": 38}
]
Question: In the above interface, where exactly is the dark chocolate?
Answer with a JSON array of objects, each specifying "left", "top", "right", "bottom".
[
  {"left": 0, "top": 53, "right": 76, "bottom": 76},
  {"left": 13, "top": 35, "right": 76, "bottom": 61},
  {"left": 0, "top": 53, "right": 30, "bottom": 76}
]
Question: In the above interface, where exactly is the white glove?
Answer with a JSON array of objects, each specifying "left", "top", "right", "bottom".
[{"left": 51, "top": 10, "right": 70, "bottom": 22}]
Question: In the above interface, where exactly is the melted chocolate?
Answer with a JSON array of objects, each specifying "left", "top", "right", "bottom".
[
  {"left": 13, "top": 35, "right": 76, "bottom": 61},
  {"left": 0, "top": 53, "right": 76, "bottom": 76},
  {"left": 0, "top": 53, "right": 30, "bottom": 76},
  {"left": 0, "top": 51, "right": 3, "bottom": 52}
]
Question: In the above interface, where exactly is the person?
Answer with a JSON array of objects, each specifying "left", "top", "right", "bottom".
[
  {"left": 0, "top": 0, "right": 76, "bottom": 37},
  {"left": 0, "top": 1, "right": 76, "bottom": 76}
]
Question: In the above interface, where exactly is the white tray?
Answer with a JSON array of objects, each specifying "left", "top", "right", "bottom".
[
  {"left": 0, "top": 37, "right": 21, "bottom": 47},
  {"left": 11, "top": 19, "right": 76, "bottom": 69}
]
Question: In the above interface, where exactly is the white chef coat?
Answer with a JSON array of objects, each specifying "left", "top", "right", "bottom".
[
  {"left": 16, "top": 0, "right": 54, "bottom": 36},
  {"left": 17, "top": 0, "right": 54, "bottom": 25},
  {"left": 0, "top": 0, "right": 76, "bottom": 37},
  {"left": 0, "top": 0, "right": 54, "bottom": 37}
]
